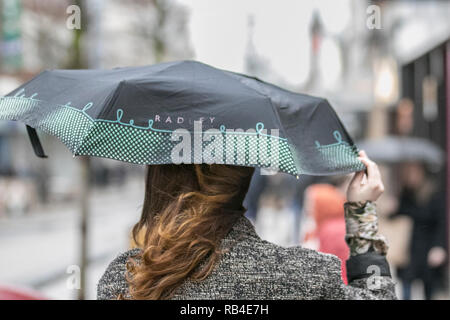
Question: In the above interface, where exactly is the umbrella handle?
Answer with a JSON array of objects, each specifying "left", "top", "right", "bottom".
[{"left": 26, "top": 125, "right": 48, "bottom": 158}]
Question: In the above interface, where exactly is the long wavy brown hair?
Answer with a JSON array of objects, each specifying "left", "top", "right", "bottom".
[{"left": 124, "top": 164, "right": 254, "bottom": 300}]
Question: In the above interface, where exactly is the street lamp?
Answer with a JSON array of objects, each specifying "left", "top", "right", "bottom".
[
  {"left": 368, "top": 55, "right": 399, "bottom": 139},
  {"left": 373, "top": 55, "right": 399, "bottom": 106}
]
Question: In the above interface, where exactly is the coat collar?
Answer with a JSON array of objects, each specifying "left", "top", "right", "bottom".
[{"left": 220, "top": 214, "right": 259, "bottom": 249}]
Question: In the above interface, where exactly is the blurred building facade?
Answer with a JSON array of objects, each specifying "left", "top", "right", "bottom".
[{"left": 0, "top": 0, "right": 193, "bottom": 215}]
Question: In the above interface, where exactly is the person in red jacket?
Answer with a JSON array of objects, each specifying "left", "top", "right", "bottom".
[{"left": 303, "top": 183, "right": 349, "bottom": 284}]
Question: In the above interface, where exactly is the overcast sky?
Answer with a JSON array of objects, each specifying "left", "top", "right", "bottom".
[{"left": 180, "top": 0, "right": 352, "bottom": 87}]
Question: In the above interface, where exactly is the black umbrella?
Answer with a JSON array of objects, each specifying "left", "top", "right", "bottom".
[
  {"left": 358, "top": 136, "right": 445, "bottom": 168},
  {"left": 0, "top": 60, "right": 363, "bottom": 176}
]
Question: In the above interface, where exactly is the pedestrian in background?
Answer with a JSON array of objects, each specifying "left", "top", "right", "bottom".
[
  {"left": 391, "top": 161, "right": 447, "bottom": 300},
  {"left": 302, "top": 183, "right": 349, "bottom": 283}
]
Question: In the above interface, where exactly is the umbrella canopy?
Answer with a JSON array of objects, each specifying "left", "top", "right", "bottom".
[
  {"left": 358, "top": 136, "right": 445, "bottom": 168},
  {"left": 0, "top": 60, "right": 363, "bottom": 176}
]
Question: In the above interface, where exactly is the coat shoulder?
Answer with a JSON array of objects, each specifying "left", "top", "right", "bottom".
[
  {"left": 285, "top": 245, "right": 343, "bottom": 274},
  {"left": 216, "top": 234, "right": 344, "bottom": 299},
  {"left": 97, "top": 248, "right": 141, "bottom": 300}
]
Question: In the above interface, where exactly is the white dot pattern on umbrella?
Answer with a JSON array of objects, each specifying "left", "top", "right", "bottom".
[{"left": 0, "top": 97, "right": 362, "bottom": 176}]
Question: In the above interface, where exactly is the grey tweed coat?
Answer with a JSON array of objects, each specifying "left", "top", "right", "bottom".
[{"left": 97, "top": 215, "right": 397, "bottom": 300}]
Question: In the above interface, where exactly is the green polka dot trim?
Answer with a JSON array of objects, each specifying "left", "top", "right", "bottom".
[
  {"left": 314, "top": 130, "right": 363, "bottom": 173},
  {"left": 0, "top": 96, "right": 363, "bottom": 176}
]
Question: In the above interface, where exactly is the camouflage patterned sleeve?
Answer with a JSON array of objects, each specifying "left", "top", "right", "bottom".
[{"left": 344, "top": 201, "right": 389, "bottom": 256}]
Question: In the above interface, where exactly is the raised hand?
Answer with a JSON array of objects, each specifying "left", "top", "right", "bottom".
[{"left": 347, "top": 150, "right": 385, "bottom": 203}]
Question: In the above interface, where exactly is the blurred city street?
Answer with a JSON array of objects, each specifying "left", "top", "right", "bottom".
[{"left": 0, "top": 175, "right": 143, "bottom": 299}]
